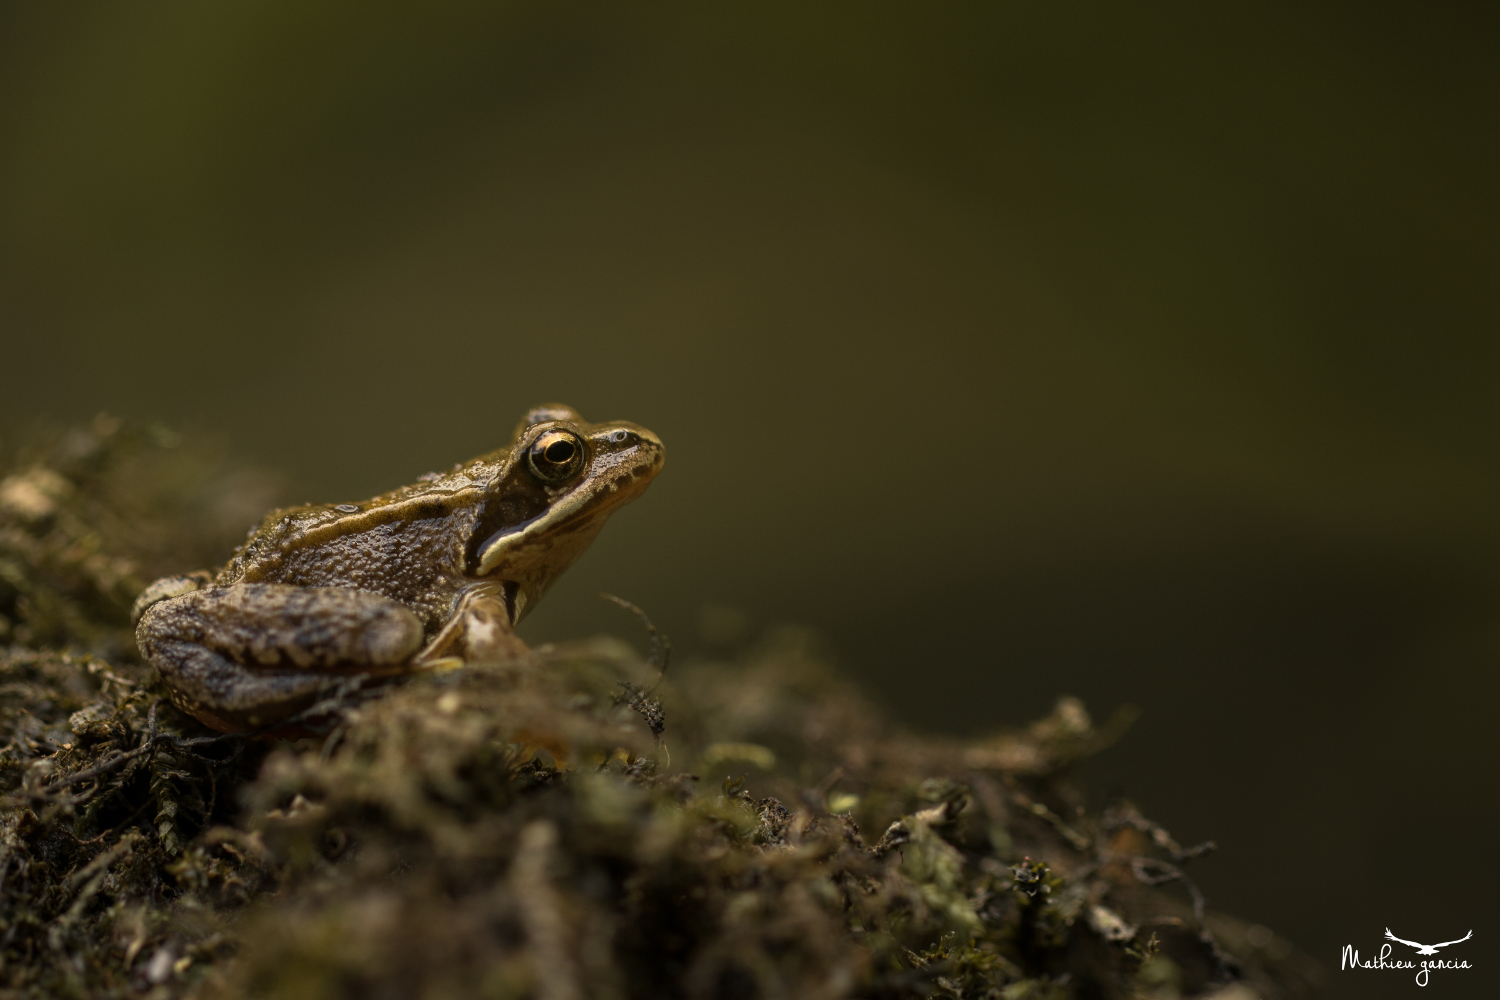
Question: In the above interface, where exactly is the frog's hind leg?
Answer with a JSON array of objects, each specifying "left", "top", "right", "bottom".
[
  {"left": 141, "top": 640, "right": 348, "bottom": 733},
  {"left": 135, "top": 583, "right": 425, "bottom": 732}
]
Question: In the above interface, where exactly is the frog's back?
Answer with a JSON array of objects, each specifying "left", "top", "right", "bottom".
[{"left": 215, "top": 465, "right": 497, "bottom": 629}]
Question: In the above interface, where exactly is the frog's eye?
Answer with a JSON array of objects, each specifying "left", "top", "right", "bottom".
[{"left": 527, "top": 430, "right": 586, "bottom": 482}]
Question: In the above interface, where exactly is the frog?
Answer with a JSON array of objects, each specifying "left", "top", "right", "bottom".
[{"left": 133, "top": 404, "right": 664, "bottom": 733}]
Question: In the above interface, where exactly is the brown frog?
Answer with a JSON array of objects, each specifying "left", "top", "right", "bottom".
[{"left": 133, "top": 404, "right": 664, "bottom": 732}]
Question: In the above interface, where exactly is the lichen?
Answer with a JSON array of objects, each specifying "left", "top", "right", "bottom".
[{"left": 0, "top": 419, "right": 1321, "bottom": 999}]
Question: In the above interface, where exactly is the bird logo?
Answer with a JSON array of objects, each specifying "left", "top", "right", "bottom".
[{"left": 1383, "top": 929, "right": 1473, "bottom": 956}]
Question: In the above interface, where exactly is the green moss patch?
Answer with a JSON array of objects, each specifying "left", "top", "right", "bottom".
[{"left": 0, "top": 420, "right": 1319, "bottom": 999}]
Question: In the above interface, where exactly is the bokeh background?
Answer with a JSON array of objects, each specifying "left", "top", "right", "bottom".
[{"left": 2, "top": 3, "right": 1495, "bottom": 994}]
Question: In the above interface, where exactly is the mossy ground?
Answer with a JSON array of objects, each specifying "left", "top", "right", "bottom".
[{"left": 0, "top": 419, "right": 1320, "bottom": 999}]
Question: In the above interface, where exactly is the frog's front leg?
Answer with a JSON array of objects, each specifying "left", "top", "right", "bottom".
[
  {"left": 135, "top": 583, "right": 425, "bottom": 732},
  {"left": 414, "top": 586, "right": 530, "bottom": 665}
]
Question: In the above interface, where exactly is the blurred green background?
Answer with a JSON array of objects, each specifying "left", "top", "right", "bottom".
[{"left": 2, "top": 2, "right": 1495, "bottom": 991}]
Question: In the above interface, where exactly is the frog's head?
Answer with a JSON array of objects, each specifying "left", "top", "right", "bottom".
[{"left": 466, "top": 404, "right": 664, "bottom": 623}]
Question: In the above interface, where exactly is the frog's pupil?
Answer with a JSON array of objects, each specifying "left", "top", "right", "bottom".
[{"left": 544, "top": 440, "right": 575, "bottom": 463}]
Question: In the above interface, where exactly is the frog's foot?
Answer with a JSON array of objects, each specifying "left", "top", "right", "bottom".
[
  {"left": 416, "top": 589, "right": 530, "bottom": 665},
  {"left": 136, "top": 583, "right": 425, "bottom": 733},
  {"left": 454, "top": 592, "right": 530, "bottom": 661}
]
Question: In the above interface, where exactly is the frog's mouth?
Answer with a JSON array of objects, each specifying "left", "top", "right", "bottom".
[{"left": 471, "top": 504, "right": 594, "bottom": 577}]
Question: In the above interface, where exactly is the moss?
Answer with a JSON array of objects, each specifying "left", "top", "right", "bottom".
[{"left": 0, "top": 420, "right": 1321, "bottom": 999}]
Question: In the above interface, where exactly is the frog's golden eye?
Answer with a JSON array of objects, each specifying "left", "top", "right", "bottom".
[{"left": 527, "top": 430, "right": 586, "bottom": 482}]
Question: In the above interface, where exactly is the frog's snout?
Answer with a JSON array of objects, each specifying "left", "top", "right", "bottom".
[{"left": 600, "top": 422, "right": 664, "bottom": 469}]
